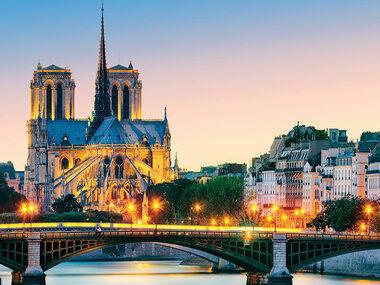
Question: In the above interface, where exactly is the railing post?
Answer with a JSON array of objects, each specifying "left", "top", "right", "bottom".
[
  {"left": 22, "top": 232, "right": 46, "bottom": 285},
  {"left": 268, "top": 233, "right": 293, "bottom": 285}
]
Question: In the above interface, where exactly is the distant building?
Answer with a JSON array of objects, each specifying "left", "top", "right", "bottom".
[
  {"left": 217, "top": 163, "right": 247, "bottom": 176},
  {"left": 0, "top": 161, "right": 24, "bottom": 195},
  {"left": 249, "top": 125, "right": 380, "bottom": 228}
]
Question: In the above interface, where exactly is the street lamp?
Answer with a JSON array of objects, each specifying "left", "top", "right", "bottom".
[
  {"left": 194, "top": 204, "right": 201, "bottom": 225},
  {"left": 273, "top": 205, "right": 278, "bottom": 232},
  {"left": 128, "top": 202, "right": 135, "bottom": 230},
  {"left": 29, "top": 204, "right": 35, "bottom": 232},
  {"left": 224, "top": 218, "right": 230, "bottom": 226},
  {"left": 251, "top": 205, "right": 257, "bottom": 232},
  {"left": 109, "top": 203, "right": 114, "bottom": 223},
  {"left": 153, "top": 201, "right": 160, "bottom": 231},
  {"left": 366, "top": 207, "right": 372, "bottom": 235},
  {"left": 21, "top": 204, "right": 27, "bottom": 233},
  {"left": 211, "top": 219, "right": 216, "bottom": 226},
  {"left": 282, "top": 215, "right": 287, "bottom": 228}
]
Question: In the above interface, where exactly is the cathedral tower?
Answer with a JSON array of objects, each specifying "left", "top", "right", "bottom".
[{"left": 30, "top": 64, "right": 75, "bottom": 120}]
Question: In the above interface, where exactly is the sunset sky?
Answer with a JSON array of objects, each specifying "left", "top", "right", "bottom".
[{"left": 1, "top": 0, "right": 380, "bottom": 171}]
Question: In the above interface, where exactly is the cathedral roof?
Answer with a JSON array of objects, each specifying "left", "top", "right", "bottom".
[
  {"left": 43, "top": 64, "right": 65, "bottom": 70},
  {"left": 46, "top": 120, "right": 88, "bottom": 146},
  {"left": 108, "top": 64, "right": 132, "bottom": 71},
  {"left": 88, "top": 116, "right": 167, "bottom": 145}
]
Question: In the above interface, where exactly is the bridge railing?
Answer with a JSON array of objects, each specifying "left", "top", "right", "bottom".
[
  {"left": 40, "top": 230, "right": 274, "bottom": 240},
  {"left": 0, "top": 232, "right": 28, "bottom": 239},
  {"left": 287, "top": 233, "right": 380, "bottom": 241}
]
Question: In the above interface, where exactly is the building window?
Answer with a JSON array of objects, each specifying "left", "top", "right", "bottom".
[
  {"left": 74, "top": 158, "right": 81, "bottom": 166},
  {"left": 111, "top": 85, "right": 118, "bottom": 116},
  {"left": 61, "top": 158, "right": 69, "bottom": 170},
  {"left": 123, "top": 85, "right": 129, "bottom": 119},
  {"left": 115, "top": 156, "right": 124, "bottom": 179},
  {"left": 57, "top": 83, "right": 63, "bottom": 119},
  {"left": 104, "top": 156, "right": 110, "bottom": 177},
  {"left": 46, "top": 85, "right": 52, "bottom": 119}
]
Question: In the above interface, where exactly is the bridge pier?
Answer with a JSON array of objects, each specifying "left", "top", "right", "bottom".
[
  {"left": 21, "top": 232, "right": 46, "bottom": 285},
  {"left": 267, "top": 233, "right": 293, "bottom": 285}
]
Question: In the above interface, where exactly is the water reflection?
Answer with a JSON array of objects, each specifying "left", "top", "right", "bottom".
[{"left": 0, "top": 261, "right": 379, "bottom": 285}]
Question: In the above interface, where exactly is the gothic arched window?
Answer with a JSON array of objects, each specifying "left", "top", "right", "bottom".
[
  {"left": 115, "top": 156, "right": 124, "bottom": 179},
  {"left": 104, "top": 156, "right": 110, "bottom": 177},
  {"left": 46, "top": 85, "right": 52, "bottom": 119},
  {"left": 57, "top": 83, "right": 63, "bottom": 119},
  {"left": 61, "top": 158, "right": 69, "bottom": 170},
  {"left": 74, "top": 158, "right": 81, "bottom": 166},
  {"left": 123, "top": 85, "right": 129, "bottom": 119},
  {"left": 111, "top": 85, "right": 118, "bottom": 116},
  {"left": 111, "top": 186, "right": 117, "bottom": 199}
]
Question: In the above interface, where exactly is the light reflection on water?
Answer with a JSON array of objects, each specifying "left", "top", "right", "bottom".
[{"left": 0, "top": 261, "right": 379, "bottom": 285}]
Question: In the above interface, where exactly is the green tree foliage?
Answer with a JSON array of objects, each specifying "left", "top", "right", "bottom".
[
  {"left": 0, "top": 172, "right": 27, "bottom": 213},
  {"left": 311, "top": 196, "right": 376, "bottom": 232},
  {"left": 52, "top": 194, "right": 83, "bottom": 214},
  {"left": 141, "top": 177, "right": 244, "bottom": 224}
]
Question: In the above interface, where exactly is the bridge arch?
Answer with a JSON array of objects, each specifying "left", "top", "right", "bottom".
[{"left": 39, "top": 232, "right": 273, "bottom": 273}]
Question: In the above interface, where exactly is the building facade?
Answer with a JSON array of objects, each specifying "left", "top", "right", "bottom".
[{"left": 24, "top": 6, "right": 173, "bottom": 212}]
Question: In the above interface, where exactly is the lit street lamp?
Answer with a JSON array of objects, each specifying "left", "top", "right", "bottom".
[
  {"left": 251, "top": 205, "right": 257, "bottom": 232},
  {"left": 195, "top": 204, "right": 201, "bottom": 225},
  {"left": 366, "top": 207, "right": 372, "bottom": 235},
  {"left": 153, "top": 201, "right": 160, "bottom": 231},
  {"left": 128, "top": 202, "right": 135, "bottom": 230},
  {"left": 273, "top": 205, "right": 278, "bottom": 232}
]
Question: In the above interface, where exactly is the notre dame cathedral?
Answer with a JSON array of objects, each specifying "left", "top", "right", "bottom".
[{"left": 24, "top": 5, "right": 174, "bottom": 213}]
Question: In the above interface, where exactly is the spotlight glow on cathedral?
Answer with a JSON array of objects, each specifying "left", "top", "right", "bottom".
[{"left": 25, "top": 5, "right": 174, "bottom": 212}]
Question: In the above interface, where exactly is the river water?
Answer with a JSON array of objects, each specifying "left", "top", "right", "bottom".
[{"left": 0, "top": 261, "right": 379, "bottom": 285}]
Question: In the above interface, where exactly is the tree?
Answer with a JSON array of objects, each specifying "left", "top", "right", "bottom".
[
  {"left": 140, "top": 177, "right": 244, "bottom": 224},
  {"left": 0, "top": 172, "right": 27, "bottom": 213},
  {"left": 311, "top": 196, "right": 366, "bottom": 232},
  {"left": 52, "top": 194, "right": 83, "bottom": 214}
]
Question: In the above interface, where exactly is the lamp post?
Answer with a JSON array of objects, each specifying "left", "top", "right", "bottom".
[
  {"left": 153, "top": 201, "right": 160, "bottom": 231},
  {"left": 282, "top": 215, "right": 287, "bottom": 228},
  {"left": 29, "top": 204, "right": 35, "bottom": 232},
  {"left": 251, "top": 205, "right": 256, "bottom": 232},
  {"left": 273, "top": 205, "right": 278, "bottom": 232},
  {"left": 109, "top": 203, "right": 114, "bottom": 223},
  {"left": 195, "top": 204, "right": 201, "bottom": 225},
  {"left": 21, "top": 204, "right": 27, "bottom": 233},
  {"left": 367, "top": 207, "right": 372, "bottom": 235},
  {"left": 128, "top": 203, "right": 135, "bottom": 230},
  {"left": 224, "top": 218, "right": 230, "bottom": 226}
]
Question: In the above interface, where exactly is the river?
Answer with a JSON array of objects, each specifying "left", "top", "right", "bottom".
[{"left": 0, "top": 261, "right": 379, "bottom": 285}]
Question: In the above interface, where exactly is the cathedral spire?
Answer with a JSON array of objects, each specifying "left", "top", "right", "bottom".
[{"left": 89, "top": 0, "right": 111, "bottom": 138}]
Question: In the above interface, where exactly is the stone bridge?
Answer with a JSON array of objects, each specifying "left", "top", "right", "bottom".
[{"left": 0, "top": 229, "right": 379, "bottom": 285}]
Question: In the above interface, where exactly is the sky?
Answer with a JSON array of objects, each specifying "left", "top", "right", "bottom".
[{"left": 1, "top": 0, "right": 380, "bottom": 171}]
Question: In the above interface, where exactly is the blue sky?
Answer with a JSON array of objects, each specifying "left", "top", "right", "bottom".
[{"left": 1, "top": 0, "right": 380, "bottom": 170}]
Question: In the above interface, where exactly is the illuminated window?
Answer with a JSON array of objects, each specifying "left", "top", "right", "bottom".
[
  {"left": 61, "top": 158, "right": 69, "bottom": 170},
  {"left": 57, "top": 83, "right": 63, "bottom": 119},
  {"left": 46, "top": 85, "right": 52, "bottom": 119},
  {"left": 123, "top": 85, "right": 129, "bottom": 119},
  {"left": 111, "top": 85, "right": 118, "bottom": 116}
]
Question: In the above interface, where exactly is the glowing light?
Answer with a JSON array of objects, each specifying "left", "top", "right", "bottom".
[
  {"left": 268, "top": 216, "right": 272, "bottom": 221},
  {"left": 295, "top": 211, "right": 299, "bottom": 216},
  {"left": 252, "top": 205, "right": 256, "bottom": 212},
  {"left": 282, "top": 215, "right": 287, "bottom": 220},
  {"left": 273, "top": 205, "right": 278, "bottom": 211},
  {"left": 195, "top": 204, "right": 201, "bottom": 211},
  {"left": 300, "top": 209, "right": 305, "bottom": 214},
  {"left": 212, "top": 219, "right": 216, "bottom": 225},
  {"left": 361, "top": 224, "right": 366, "bottom": 229},
  {"left": 110, "top": 203, "right": 115, "bottom": 207},
  {"left": 367, "top": 207, "right": 371, "bottom": 214},
  {"left": 128, "top": 203, "right": 135, "bottom": 211},
  {"left": 245, "top": 231, "right": 251, "bottom": 239},
  {"left": 224, "top": 219, "right": 230, "bottom": 225}
]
